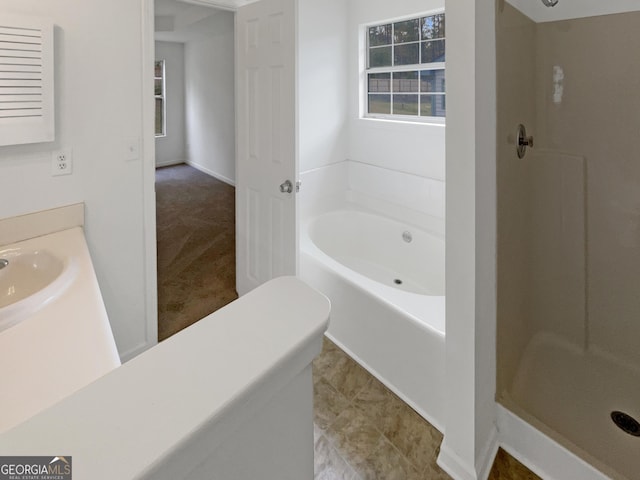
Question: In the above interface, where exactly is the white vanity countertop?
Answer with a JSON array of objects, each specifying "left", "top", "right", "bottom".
[{"left": 0, "top": 227, "right": 121, "bottom": 434}]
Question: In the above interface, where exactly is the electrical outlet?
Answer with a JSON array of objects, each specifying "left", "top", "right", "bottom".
[{"left": 52, "top": 149, "right": 72, "bottom": 176}]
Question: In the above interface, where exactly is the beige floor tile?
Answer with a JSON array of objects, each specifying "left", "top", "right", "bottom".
[
  {"left": 314, "top": 434, "right": 359, "bottom": 480},
  {"left": 312, "top": 338, "right": 538, "bottom": 480},
  {"left": 314, "top": 377, "right": 351, "bottom": 432},
  {"left": 326, "top": 406, "right": 383, "bottom": 472},
  {"left": 488, "top": 448, "right": 541, "bottom": 480},
  {"left": 360, "top": 436, "right": 422, "bottom": 480},
  {"left": 354, "top": 379, "right": 444, "bottom": 474},
  {"left": 314, "top": 422, "right": 323, "bottom": 444},
  {"left": 313, "top": 339, "right": 347, "bottom": 380},
  {"left": 324, "top": 354, "right": 372, "bottom": 401},
  {"left": 383, "top": 399, "right": 443, "bottom": 473},
  {"left": 351, "top": 377, "right": 392, "bottom": 430},
  {"left": 422, "top": 456, "right": 453, "bottom": 480}
]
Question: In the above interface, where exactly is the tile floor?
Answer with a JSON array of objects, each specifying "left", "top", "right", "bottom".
[{"left": 313, "top": 337, "right": 541, "bottom": 480}]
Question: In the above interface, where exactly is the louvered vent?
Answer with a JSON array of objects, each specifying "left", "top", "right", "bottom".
[{"left": 0, "top": 14, "right": 54, "bottom": 146}]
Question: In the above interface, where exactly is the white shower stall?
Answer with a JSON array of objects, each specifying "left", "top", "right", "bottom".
[{"left": 496, "top": 2, "right": 640, "bottom": 479}]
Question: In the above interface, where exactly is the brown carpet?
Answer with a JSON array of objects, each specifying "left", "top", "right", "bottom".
[{"left": 156, "top": 163, "right": 238, "bottom": 341}]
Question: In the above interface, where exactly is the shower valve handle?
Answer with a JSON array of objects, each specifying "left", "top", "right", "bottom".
[
  {"left": 519, "top": 135, "right": 533, "bottom": 148},
  {"left": 516, "top": 124, "right": 534, "bottom": 158}
]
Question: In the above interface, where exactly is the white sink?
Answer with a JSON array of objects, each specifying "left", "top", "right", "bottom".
[
  {"left": 0, "top": 246, "right": 76, "bottom": 332},
  {"left": 0, "top": 225, "right": 120, "bottom": 435}
]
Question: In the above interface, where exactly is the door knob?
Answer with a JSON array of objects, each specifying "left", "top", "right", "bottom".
[{"left": 279, "top": 180, "right": 293, "bottom": 194}]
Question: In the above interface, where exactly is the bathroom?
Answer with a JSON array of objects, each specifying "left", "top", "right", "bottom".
[{"left": 0, "top": 0, "right": 638, "bottom": 479}]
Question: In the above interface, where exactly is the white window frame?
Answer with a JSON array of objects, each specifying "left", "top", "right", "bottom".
[
  {"left": 361, "top": 10, "right": 446, "bottom": 125},
  {"left": 155, "top": 60, "right": 166, "bottom": 137}
]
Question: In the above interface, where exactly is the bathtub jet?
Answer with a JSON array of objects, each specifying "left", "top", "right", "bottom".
[{"left": 541, "top": 0, "right": 558, "bottom": 6}]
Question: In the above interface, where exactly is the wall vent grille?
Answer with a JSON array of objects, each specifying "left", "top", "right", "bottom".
[
  {"left": 0, "top": 14, "right": 54, "bottom": 146},
  {"left": 0, "top": 25, "right": 44, "bottom": 119}
]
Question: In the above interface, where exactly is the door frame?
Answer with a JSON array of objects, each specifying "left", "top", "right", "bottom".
[
  {"left": 140, "top": 0, "right": 291, "bottom": 351},
  {"left": 138, "top": 0, "right": 159, "bottom": 359}
]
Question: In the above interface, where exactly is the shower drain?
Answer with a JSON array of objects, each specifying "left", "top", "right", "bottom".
[{"left": 611, "top": 411, "right": 640, "bottom": 437}]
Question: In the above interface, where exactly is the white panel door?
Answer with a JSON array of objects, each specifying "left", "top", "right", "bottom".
[{"left": 235, "top": 0, "right": 297, "bottom": 296}]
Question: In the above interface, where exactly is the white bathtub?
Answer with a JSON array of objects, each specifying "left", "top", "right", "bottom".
[{"left": 300, "top": 208, "right": 446, "bottom": 429}]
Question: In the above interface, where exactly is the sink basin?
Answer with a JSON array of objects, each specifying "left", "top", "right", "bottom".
[{"left": 0, "top": 246, "right": 76, "bottom": 331}]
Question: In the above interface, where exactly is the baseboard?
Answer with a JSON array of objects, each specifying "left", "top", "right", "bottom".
[
  {"left": 437, "top": 425, "right": 498, "bottom": 480},
  {"left": 155, "top": 159, "right": 185, "bottom": 168},
  {"left": 497, "top": 404, "right": 613, "bottom": 480},
  {"left": 477, "top": 425, "right": 500, "bottom": 480},
  {"left": 187, "top": 161, "right": 235, "bottom": 186},
  {"left": 119, "top": 340, "right": 155, "bottom": 363},
  {"left": 437, "top": 440, "right": 478, "bottom": 480}
]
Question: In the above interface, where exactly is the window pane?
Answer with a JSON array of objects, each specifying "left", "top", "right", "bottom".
[
  {"left": 420, "top": 69, "right": 445, "bottom": 92},
  {"left": 369, "top": 94, "right": 391, "bottom": 114},
  {"left": 155, "top": 61, "right": 163, "bottom": 78},
  {"left": 155, "top": 98, "right": 164, "bottom": 135},
  {"left": 369, "top": 46, "right": 392, "bottom": 68},
  {"left": 393, "top": 71, "right": 419, "bottom": 93},
  {"left": 421, "top": 94, "right": 446, "bottom": 117},
  {"left": 369, "top": 24, "right": 392, "bottom": 47},
  {"left": 393, "top": 94, "right": 419, "bottom": 116},
  {"left": 155, "top": 78, "right": 163, "bottom": 96},
  {"left": 394, "top": 43, "right": 419, "bottom": 66},
  {"left": 421, "top": 14, "right": 445, "bottom": 40},
  {"left": 368, "top": 73, "right": 391, "bottom": 93},
  {"left": 394, "top": 18, "right": 419, "bottom": 44},
  {"left": 421, "top": 39, "right": 445, "bottom": 63}
]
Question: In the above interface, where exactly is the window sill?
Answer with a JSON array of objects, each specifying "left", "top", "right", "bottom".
[{"left": 360, "top": 115, "right": 446, "bottom": 127}]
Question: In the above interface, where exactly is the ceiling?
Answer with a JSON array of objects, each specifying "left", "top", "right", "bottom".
[
  {"left": 506, "top": 0, "right": 640, "bottom": 23},
  {"left": 155, "top": 0, "right": 191, "bottom": 17},
  {"left": 154, "top": 0, "right": 228, "bottom": 43}
]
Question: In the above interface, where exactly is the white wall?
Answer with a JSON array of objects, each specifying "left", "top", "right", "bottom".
[
  {"left": 298, "top": 0, "right": 446, "bottom": 181},
  {"left": 347, "top": 0, "right": 446, "bottom": 181},
  {"left": 437, "top": 0, "right": 498, "bottom": 479},
  {"left": 184, "top": 11, "right": 235, "bottom": 185},
  {"left": 155, "top": 41, "right": 186, "bottom": 167},
  {"left": 298, "top": 0, "right": 349, "bottom": 172},
  {"left": 298, "top": 0, "right": 447, "bottom": 233},
  {"left": 0, "top": 0, "right": 153, "bottom": 360}
]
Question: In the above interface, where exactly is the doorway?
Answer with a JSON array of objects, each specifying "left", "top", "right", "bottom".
[{"left": 153, "top": 0, "right": 238, "bottom": 340}]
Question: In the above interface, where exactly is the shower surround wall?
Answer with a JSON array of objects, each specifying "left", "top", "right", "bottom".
[
  {"left": 498, "top": 4, "right": 640, "bottom": 392},
  {"left": 497, "top": 3, "right": 640, "bottom": 478},
  {"left": 534, "top": 12, "right": 640, "bottom": 368}
]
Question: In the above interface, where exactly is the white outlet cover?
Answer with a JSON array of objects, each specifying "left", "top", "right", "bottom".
[{"left": 52, "top": 149, "right": 73, "bottom": 176}]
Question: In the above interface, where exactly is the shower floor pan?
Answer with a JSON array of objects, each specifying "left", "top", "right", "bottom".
[{"left": 502, "top": 333, "right": 640, "bottom": 480}]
